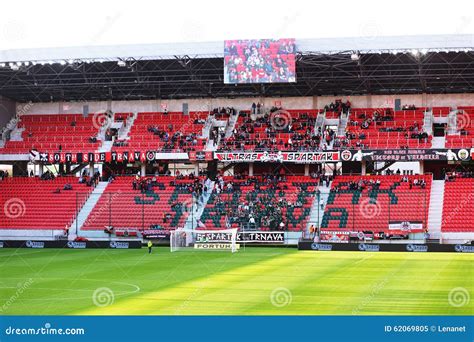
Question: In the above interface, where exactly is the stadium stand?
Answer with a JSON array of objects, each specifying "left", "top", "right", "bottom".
[
  {"left": 0, "top": 176, "right": 92, "bottom": 230},
  {"left": 81, "top": 176, "right": 199, "bottom": 231},
  {"left": 199, "top": 175, "right": 318, "bottom": 231},
  {"left": 220, "top": 109, "right": 320, "bottom": 151},
  {"left": 432, "top": 106, "right": 451, "bottom": 117},
  {"left": 441, "top": 175, "right": 474, "bottom": 232},
  {"left": 113, "top": 111, "right": 208, "bottom": 153},
  {"left": 445, "top": 107, "right": 474, "bottom": 148},
  {"left": 321, "top": 175, "right": 432, "bottom": 236},
  {"left": 0, "top": 114, "right": 102, "bottom": 154},
  {"left": 340, "top": 108, "right": 432, "bottom": 149}
]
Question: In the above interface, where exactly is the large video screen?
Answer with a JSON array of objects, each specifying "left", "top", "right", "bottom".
[{"left": 224, "top": 38, "right": 296, "bottom": 84}]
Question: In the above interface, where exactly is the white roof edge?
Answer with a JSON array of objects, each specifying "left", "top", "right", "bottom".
[{"left": 0, "top": 34, "right": 472, "bottom": 63}]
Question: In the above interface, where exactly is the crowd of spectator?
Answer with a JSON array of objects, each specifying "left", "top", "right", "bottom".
[
  {"left": 342, "top": 108, "right": 429, "bottom": 149},
  {"left": 324, "top": 100, "right": 351, "bottom": 115},
  {"left": 221, "top": 110, "right": 321, "bottom": 152},
  {"left": 40, "top": 170, "right": 56, "bottom": 180},
  {"left": 138, "top": 126, "right": 204, "bottom": 152},
  {"left": 401, "top": 176, "right": 427, "bottom": 189},
  {"left": 309, "top": 171, "right": 334, "bottom": 187},
  {"left": 331, "top": 176, "right": 427, "bottom": 193},
  {"left": 78, "top": 169, "right": 100, "bottom": 187},
  {"left": 332, "top": 178, "right": 381, "bottom": 193},
  {"left": 211, "top": 107, "right": 237, "bottom": 119},
  {"left": 444, "top": 169, "right": 474, "bottom": 181},
  {"left": 210, "top": 173, "right": 310, "bottom": 231},
  {"left": 224, "top": 39, "right": 296, "bottom": 83},
  {"left": 130, "top": 172, "right": 209, "bottom": 202}
]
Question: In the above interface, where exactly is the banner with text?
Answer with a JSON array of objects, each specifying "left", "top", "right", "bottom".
[{"left": 214, "top": 151, "right": 340, "bottom": 163}]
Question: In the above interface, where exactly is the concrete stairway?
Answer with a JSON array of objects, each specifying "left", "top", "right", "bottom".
[
  {"left": 431, "top": 136, "right": 445, "bottom": 149},
  {"left": 70, "top": 181, "right": 109, "bottom": 238},
  {"left": 314, "top": 112, "right": 325, "bottom": 135},
  {"left": 427, "top": 180, "right": 445, "bottom": 239},
  {"left": 117, "top": 112, "right": 137, "bottom": 140},
  {"left": 98, "top": 140, "right": 114, "bottom": 153},
  {"left": 446, "top": 110, "right": 459, "bottom": 135},
  {"left": 205, "top": 137, "right": 220, "bottom": 151},
  {"left": 306, "top": 184, "right": 331, "bottom": 233},
  {"left": 184, "top": 179, "right": 215, "bottom": 230},
  {"left": 201, "top": 115, "right": 214, "bottom": 139},
  {"left": 97, "top": 114, "right": 113, "bottom": 141},
  {"left": 9, "top": 126, "right": 24, "bottom": 141},
  {"left": 225, "top": 113, "right": 239, "bottom": 138},
  {"left": 337, "top": 112, "right": 349, "bottom": 136},
  {"left": 1, "top": 116, "right": 20, "bottom": 146},
  {"left": 423, "top": 110, "right": 433, "bottom": 135}
]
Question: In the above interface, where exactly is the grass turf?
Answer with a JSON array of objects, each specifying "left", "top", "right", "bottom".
[{"left": 0, "top": 247, "right": 472, "bottom": 315}]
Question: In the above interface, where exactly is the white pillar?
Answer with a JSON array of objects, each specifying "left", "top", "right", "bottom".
[
  {"left": 141, "top": 163, "right": 146, "bottom": 176},
  {"left": 249, "top": 163, "right": 254, "bottom": 177},
  {"left": 419, "top": 161, "right": 424, "bottom": 174},
  {"left": 304, "top": 164, "right": 310, "bottom": 176},
  {"left": 194, "top": 163, "right": 199, "bottom": 176},
  {"left": 89, "top": 163, "right": 94, "bottom": 177},
  {"left": 361, "top": 160, "right": 366, "bottom": 175},
  {"left": 38, "top": 164, "right": 44, "bottom": 176}
]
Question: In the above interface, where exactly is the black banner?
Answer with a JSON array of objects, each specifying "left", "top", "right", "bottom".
[
  {"left": 298, "top": 241, "right": 474, "bottom": 253},
  {"left": 143, "top": 230, "right": 171, "bottom": 239},
  {"left": 0, "top": 240, "right": 142, "bottom": 249},
  {"left": 31, "top": 150, "right": 156, "bottom": 164}
]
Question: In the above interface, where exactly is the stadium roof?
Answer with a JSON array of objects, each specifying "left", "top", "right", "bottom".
[{"left": 0, "top": 34, "right": 473, "bottom": 102}]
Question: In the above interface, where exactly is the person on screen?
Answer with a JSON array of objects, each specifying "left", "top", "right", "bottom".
[
  {"left": 229, "top": 43, "right": 237, "bottom": 55},
  {"left": 278, "top": 67, "right": 287, "bottom": 81},
  {"left": 274, "top": 55, "right": 284, "bottom": 68}
]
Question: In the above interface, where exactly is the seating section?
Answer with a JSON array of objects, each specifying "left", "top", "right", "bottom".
[
  {"left": 441, "top": 178, "right": 474, "bottom": 232},
  {"left": 221, "top": 110, "right": 319, "bottom": 151},
  {"left": 1, "top": 105, "right": 472, "bottom": 156},
  {"left": 114, "top": 112, "right": 133, "bottom": 122},
  {"left": 200, "top": 175, "right": 318, "bottom": 231},
  {"left": 321, "top": 175, "right": 432, "bottom": 235},
  {"left": 0, "top": 114, "right": 101, "bottom": 154},
  {"left": 0, "top": 177, "right": 92, "bottom": 229},
  {"left": 342, "top": 108, "right": 432, "bottom": 149},
  {"left": 432, "top": 107, "right": 451, "bottom": 117},
  {"left": 81, "top": 176, "right": 196, "bottom": 231},
  {"left": 445, "top": 107, "right": 474, "bottom": 148},
  {"left": 324, "top": 111, "right": 340, "bottom": 119},
  {"left": 113, "top": 112, "right": 207, "bottom": 153}
]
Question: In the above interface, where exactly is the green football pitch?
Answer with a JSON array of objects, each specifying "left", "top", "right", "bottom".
[{"left": 0, "top": 247, "right": 472, "bottom": 315}]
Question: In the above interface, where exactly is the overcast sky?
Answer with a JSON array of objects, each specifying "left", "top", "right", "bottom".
[{"left": 0, "top": 0, "right": 473, "bottom": 50}]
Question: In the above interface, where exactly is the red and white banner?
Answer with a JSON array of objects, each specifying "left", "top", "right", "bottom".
[
  {"left": 319, "top": 230, "right": 350, "bottom": 243},
  {"left": 214, "top": 151, "right": 339, "bottom": 163}
]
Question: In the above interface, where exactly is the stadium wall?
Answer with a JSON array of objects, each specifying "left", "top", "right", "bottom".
[{"left": 15, "top": 93, "right": 474, "bottom": 115}]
